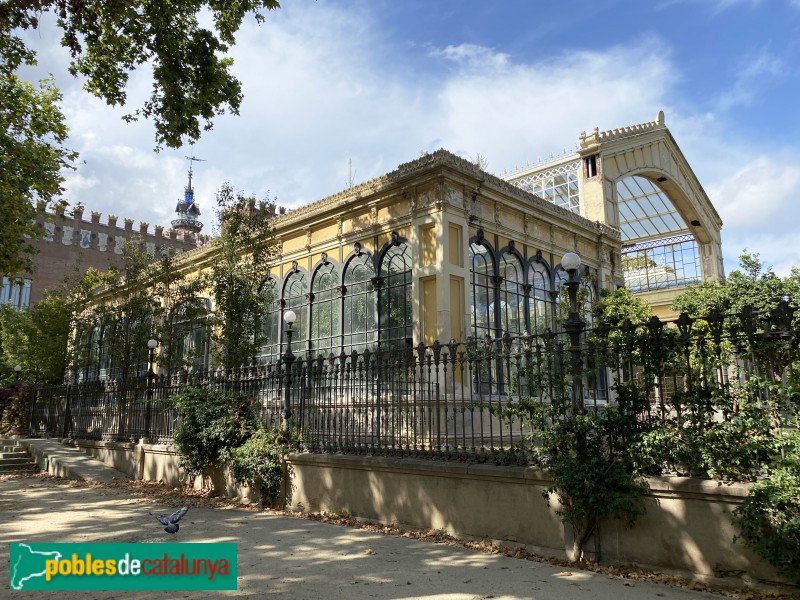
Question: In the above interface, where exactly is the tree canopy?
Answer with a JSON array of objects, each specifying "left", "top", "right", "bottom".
[
  {"left": 1, "top": 0, "right": 281, "bottom": 276},
  {"left": 1, "top": 0, "right": 281, "bottom": 148},
  {"left": 0, "top": 72, "right": 75, "bottom": 275}
]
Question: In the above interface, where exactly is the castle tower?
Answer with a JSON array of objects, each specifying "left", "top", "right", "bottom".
[{"left": 171, "top": 152, "right": 204, "bottom": 234}]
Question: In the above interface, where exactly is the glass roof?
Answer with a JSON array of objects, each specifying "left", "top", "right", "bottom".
[{"left": 616, "top": 176, "right": 687, "bottom": 242}]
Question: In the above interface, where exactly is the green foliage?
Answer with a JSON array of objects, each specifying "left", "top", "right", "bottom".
[
  {"left": 1, "top": 1, "right": 281, "bottom": 149},
  {"left": 734, "top": 466, "right": 800, "bottom": 582},
  {"left": 630, "top": 405, "right": 776, "bottom": 481},
  {"left": 230, "top": 426, "right": 293, "bottom": 508},
  {"left": 593, "top": 287, "right": 653, "bottom": 327},
  {"left": 205, "top": 183, "right": 278, "bottom": 369},
  {"left": 0, "top": 71, "right": 76, "bottom": 275},
  {"left": 77, "top": 241, "right": 210, "bottom": 380},
  {"left": 499, "top": 373, "right": 649, "bottom": 561},
  {"left": 83, "top": 240, "right": 161, "bottom": 382},
  {"left": 0, "top": 268, "right": 107, "bottom": 384},
  {"left": 168, "top": 387, "right": 260, "bottom": 480},
  {"left": 541, "top": 407, "right": 648, "bottom": 560},
  {"left": 0, "top": 381, "right": 32, "bottom": 436},
  {"left": 149, "top": 252, "right": 209, "bottom": 376}
]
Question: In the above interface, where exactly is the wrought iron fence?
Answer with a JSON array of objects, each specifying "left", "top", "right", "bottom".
[{"left": 28, "top": 302, "right": 800, "bottom": 462}]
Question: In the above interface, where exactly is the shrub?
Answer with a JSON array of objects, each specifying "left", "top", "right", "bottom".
[
  {"left": 169, "top": 387, "right": 260, "bottom": 483},
  {"left": 0, "top": 382, "right": 32, "bottom": 436},
  {"left": 734, "top": 465, "right": 800, "bottom": 583},
  {"left": 230, "top": 426, "right": 293, "bottom": 508},
  {"left": 500, "top": 394, "right": 648, "bottom": 562},
  {"left": 540, "top": 407, "right": 649, "bottom": 561}
]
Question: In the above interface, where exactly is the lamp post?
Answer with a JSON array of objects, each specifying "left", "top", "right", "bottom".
[
  {"left": 95, "top": 326, "right": 104, "bottom": 381},
  {"left": 145, "top": 338, "right": 158, "bottom": 441},
  {"left": 560, "top": 252, "right": 586, "bottom": 415},
  {"left": 14, "top": 364, "right": 21, "bottom": 383},
  {"left": 282, "top": 310, "right": 297, "bottom": 430}
]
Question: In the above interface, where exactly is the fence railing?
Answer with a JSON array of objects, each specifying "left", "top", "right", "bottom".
[{"left": 29, "top": 303, "right": 800, "bottom": 462}]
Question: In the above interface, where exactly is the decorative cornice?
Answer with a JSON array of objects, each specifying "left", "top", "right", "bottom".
[
  {"left": 265, "top": 149, "right": 620, "bottom": 242},
  {"left": 579, "top": 111, "right": 666, "bottom": 148}
]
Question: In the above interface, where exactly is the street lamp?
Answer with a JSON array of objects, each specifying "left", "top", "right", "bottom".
[
  {"left": 14, "top": 364, "right": 21, "bottom": 382},
  {"left": 282, "top": 310, "right": 297, "bottom": 428},
  {"left": 145, "top": 339, "right": 159, "bottom": 441},
  {"left": 560, "top": 252, "right": 586, "bottom": 415},
  {"left": 283, "top": 310, "right": 297, "bottom": 361}
]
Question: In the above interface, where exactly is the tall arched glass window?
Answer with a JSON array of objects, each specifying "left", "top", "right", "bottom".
[
  {"left": 498, "top": 252, "right": 525, "bottom": 337},
  {"left": 343, "top": 253, "right": 376, "bottom": 353},
  {"left": 283, "top": 269, "right": 308, "bottom": 351},
  {"left": 379, "top": 243, "right": 412, "bottom": 348},
  {"left": 186, "top": 299, "right": 211, "bottom": 371},
  {"left": 528, "top": 261, "right": 553, "bottom": 336},
  {"left": 258, "top": 278, "right": 281, "bottom": 364},
  {"left": 470, "top": 241, "right": 495, "bottom": 341},
  {"left": 310, "top": 261, "right": 340, "bottom": 355}
]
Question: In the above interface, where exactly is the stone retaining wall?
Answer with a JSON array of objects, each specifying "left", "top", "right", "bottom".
[{"left": 68, "top": 438, "right": 782, "bottom": 584}]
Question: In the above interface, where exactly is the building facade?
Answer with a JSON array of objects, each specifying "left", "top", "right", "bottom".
[
  {"left": 2, "top": 204, "right": 207, "bottom": 309},
  {"left": 504, "top": 111, "right": 723, "bottom": 318},
  {"left": 76, "top": 113, "right": 722, "bottom": 376},
  {"left": 153, "top": 148, "right": 620, "bottom": 371}
]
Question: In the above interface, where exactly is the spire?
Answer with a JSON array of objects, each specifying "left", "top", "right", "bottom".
[{"left": 172, "top": 147, "right": 205, "bottom": 233}]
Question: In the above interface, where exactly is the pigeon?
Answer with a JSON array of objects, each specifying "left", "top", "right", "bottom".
[{"left": 153, "top": 507, "right": 189, "bottom": 537}]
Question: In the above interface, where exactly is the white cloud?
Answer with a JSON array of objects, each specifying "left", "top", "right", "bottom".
[
  {"left": 717, "top": 48, "right": 786, "bottom": 111},
  {"left": 433, "top": 39, "right": 676, "bottom": 173},
  {"left": 16, "top": 1, "right": 800, "bottom": 278},
  {"left": 704, "top": 154, "right": 800, "bottom": 275},
  {"left": 428, "top": 44, "right": 511, "bottom": 71},
  {"left": 708, "top": 155, "right": 800, "bottom": 230}
]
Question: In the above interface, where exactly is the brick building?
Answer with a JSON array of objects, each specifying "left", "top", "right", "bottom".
[{"left": 2, "top": 203, "right": 208, "bottom": 308}]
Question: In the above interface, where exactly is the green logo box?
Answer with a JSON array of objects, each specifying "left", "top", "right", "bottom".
[{"left": 10, "top": 543, "right": 237, "bottom": 591}]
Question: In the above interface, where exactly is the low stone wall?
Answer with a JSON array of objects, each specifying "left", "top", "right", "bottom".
[
  {"left": 67, "top": 438, "right": 257, "bottom": 502},
  {"left": 68, "top": 438, "right": 782, "bottom": 584}
]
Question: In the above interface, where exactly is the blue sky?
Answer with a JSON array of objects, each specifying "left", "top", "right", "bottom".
[{"left": 20, "top": 0, "right": 800, "bottom": 275}]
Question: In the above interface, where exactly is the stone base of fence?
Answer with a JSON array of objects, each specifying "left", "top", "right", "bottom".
[{"left": 66, "top": 438, "right": 783, "bottom": 585}]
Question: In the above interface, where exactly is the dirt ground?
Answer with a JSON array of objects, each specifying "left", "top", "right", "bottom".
[{"left": 0, "top": 473, "right": 796, "bottom": 600}]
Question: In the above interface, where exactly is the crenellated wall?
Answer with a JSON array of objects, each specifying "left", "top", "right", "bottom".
[{"left": 27, "top": 203, "right": 212, "bottom": 305}]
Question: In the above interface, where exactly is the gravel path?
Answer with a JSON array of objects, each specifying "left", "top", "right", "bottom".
[{"left": 0, "top": 474, "right": 785, "bottom": 600}]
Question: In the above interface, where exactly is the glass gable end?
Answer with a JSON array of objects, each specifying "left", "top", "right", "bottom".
[
  {"left": 616, "top": 176, "right": 687, "bottom": 242},
  {"left": 617, "top": 175, "right": 702, "bottom": 292}
]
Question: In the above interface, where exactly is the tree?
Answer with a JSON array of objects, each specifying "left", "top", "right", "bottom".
[
  {"left": 0, "top": 72, "right": 75, "bottom": 275},
  {"left": 206, "top": 183, "right": 278, "bottom": 369},
  {"left": 1, "top": 0, "right": 281, "bottom": 275},
  {"left": 81, "top": 240, "right": 163, "bottom": 383},
  {"left": 149, "top": 251, "right": 209, "bottom": 376},
  {"left": 1, "top": 0, "right": 281, "bottom": 149},
  {"left": 673, "top": 251, "right": 800, "bottom": 380},
  {"left": 0, "top": 267, "right": 107, "bottom": 384}
]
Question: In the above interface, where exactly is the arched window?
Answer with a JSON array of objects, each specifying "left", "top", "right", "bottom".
[
  {"left": 80, "top": 323, "right": 102, "bottom": 382},
  {"left": 528, "top": 261, "right": 553, "bottom": 336},
  {"left": 379, "top": 242, "right": 412, "bottom": 348},
  {"left": 258, "top": 278, "right": 281, "bottom": 364},
  {"left": 343, "top": 252, "right": 376, "bottom": 353},
  {"left": 181, "top": 298, "right": 212, "bottom": 372},
  {"left": 469, "top": 240, "right": 495, "bottom": 341},
  {"left": 498, "top": 251, "right": 525, "bottom": 337},
  {"left": 310, "top": 261, "right": 340, "bottom": 355},
  {"left": 283, "top": 268, "right": 308, "bottom": 351},
  {"left": 163, "top": 298, "right": 211, "bottom": 374}
]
